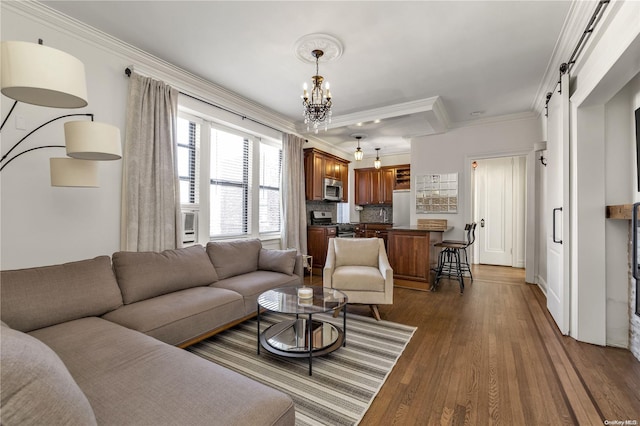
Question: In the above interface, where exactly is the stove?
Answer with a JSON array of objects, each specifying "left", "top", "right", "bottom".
[{"left": 309, "top": 211, "right": 355, "bottom": 237}]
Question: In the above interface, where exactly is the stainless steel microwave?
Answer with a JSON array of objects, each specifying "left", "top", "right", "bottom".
[{"left": 323, "top": 178, "right": 343, "bottom": 201}]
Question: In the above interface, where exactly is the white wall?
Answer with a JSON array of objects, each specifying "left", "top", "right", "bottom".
[
  {"left": 1, "top": 6, "right": 128, "bottom": 269},
  {"left": 627, "top": 74, "right": 640, "bottom": 359},
  {"left": 411, "top": 117, "right": 542, "bottom": 242},
  {"left": 1, "top": 3, "right": 295, "bottom": 269},
  {"left": 561, "top": 0, "right": 640, "bottom": 350},
  {"left": 604, "top": 74, "right": 638, "bottom": 348}
]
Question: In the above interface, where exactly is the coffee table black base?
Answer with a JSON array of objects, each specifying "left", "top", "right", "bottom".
[{"left": 260, "top": 319, "right": 345, "bottom": 358}]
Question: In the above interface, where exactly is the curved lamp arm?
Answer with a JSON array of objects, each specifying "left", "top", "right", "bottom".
[
  {"left": 0, "top": 145, "right": 65, "bottom": 172},
  {"left": 0, "top": 112, "right": 94, "bottom": 171}
]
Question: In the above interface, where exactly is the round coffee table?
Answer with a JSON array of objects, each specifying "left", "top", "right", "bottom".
[{"left": 257, "top": 286, "right": 348, "bottom": 376}]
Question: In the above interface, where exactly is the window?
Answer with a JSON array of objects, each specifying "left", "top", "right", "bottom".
[
  {"left": 209, "top": 128, "right": 251, "bottom": 237},
  {"left": 259, "top": 142, "right": 282, "bottom": 233},
  {"left": 177, "top": 117, "right": 200, "bottom": 205},
  {"left": 176, "top": 111, "right": 282, "bottom": 241}
]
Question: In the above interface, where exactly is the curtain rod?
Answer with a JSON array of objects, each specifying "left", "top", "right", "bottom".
[
  {"left": 545, "top": 0, "right": 610, "bottom": 115},
  {"left": 124, "top": 67, "right": 283, "bottom": 134}
]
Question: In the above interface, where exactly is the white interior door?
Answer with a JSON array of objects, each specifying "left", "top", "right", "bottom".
[
  {"left": 545, "top": 73, "right": 570, "bottom": 335},
  {"left": 477, "top": 157, "right": 513, "bottom": 266}
]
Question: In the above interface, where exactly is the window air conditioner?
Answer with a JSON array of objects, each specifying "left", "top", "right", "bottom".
[{"left": 182, "top": 210, "right": 198, "bottom": 244}]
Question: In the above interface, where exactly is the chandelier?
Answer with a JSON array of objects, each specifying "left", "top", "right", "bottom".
[{"left": 302, "top": 49, "right": 332, "bottom": 133}]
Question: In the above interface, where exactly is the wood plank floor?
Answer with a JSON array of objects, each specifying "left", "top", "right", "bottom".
[{"left": 310, "top": 265, "right": 640, "bottom": 425}]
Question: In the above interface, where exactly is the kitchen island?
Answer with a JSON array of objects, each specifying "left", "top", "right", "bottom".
[{"left": 387, "top": 226, "right": 447, "bottom": 291}]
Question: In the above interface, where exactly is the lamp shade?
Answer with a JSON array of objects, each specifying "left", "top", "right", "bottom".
[
  {"left": 354, "top": 148, "right": 364, "bottom": 161},
  {"left": 64, "top": 121, "right": 122, "bottom": 160},
  {"left": 1, "top": 41, "right": 88, "bottom": 108},
  {"left": 50, "top": 158, "right": 98, "bottom": 187}
]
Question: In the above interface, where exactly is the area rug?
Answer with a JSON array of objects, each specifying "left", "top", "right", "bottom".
[{"left": 187, "top": 311, "right": 416, "bottom": 426}]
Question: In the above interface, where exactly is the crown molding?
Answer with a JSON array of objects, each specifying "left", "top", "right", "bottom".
[
  {"left": 3, "top": 0, "right": 298, "bottom": 136},
  {"left": 296, "top": 95, "right": 449, "bottom": 135},
  {"left": 448, "top": 111, "right": 538, "bottom": 130},
  {"left": 531, "top": 1, "right": 601, "bottom": 115}
]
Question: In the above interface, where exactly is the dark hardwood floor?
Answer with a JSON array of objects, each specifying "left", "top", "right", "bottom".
[{"left": 310, "top": 265, "right": 640, "bottom": 425}]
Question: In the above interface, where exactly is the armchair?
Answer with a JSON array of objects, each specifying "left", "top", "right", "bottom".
[{"left": 323, "top": 238, "right": 393, "bottom": 321}]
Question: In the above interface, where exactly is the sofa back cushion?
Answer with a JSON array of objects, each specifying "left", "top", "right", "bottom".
[
  {"left": 334, "top": 238, "right": 380, "bottom": 268},
  {"left": 206, "top": 239, "right": 261, "bottom": 280},
  {"left": 112, "top": 245, "right": 218, "bottom": 304},
  {"left": 0, "top": 256, "right": 123, "bottom": 332},
  {"left": 258, "top": 248, "right": 297, "bottom": 275},
  {"left": 0, "top": 324, "right": 98, "bottom": 425}
]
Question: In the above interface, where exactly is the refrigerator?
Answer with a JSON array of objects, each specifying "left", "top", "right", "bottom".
[{"left": 392, "top": 190, "right": 411, "bottom": 226}]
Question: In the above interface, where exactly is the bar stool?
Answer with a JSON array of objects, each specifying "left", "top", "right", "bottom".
[{"left": 431, "top": 223, "right": 476, "bottom": 293}]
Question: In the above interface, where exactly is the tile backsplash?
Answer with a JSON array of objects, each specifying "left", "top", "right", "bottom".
[{"left": 360, "top": 205, "right": 393, "bottom": 223}]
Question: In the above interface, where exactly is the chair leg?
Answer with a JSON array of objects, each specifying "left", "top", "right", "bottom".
[
  {"left": 370, "top": 305, "right": 381, "bottom": 321},
  {"left": 454, "top": 249, "right": 464, "bottom": 294}
]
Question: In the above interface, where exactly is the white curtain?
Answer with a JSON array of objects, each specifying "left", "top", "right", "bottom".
[
  {"left": 280, "top": 134, "right": 307, "bottom": 253},
  {"left": 120, "top": 72, "right": 181, "bottom": 252}
]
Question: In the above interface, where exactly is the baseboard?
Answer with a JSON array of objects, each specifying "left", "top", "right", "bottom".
[{"left": 536, "top": 275, "right": 548, "bottom": 296}]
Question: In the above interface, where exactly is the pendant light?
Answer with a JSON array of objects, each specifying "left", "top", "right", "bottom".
[
  {"left": 374, "top": 148, "right": 382, "bottom": 169},
  {"left": 354, "top": 135, "right": 364, "bottom": 161}
]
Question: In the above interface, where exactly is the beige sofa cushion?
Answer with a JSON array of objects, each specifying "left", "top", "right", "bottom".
[
  {"left": 332, "top": 265, "right": 386, "bottom": 292},
  {"left": 29, "top": 317, "right": 295, "bottom": 426},
  {"left": 0, "top": 256, "right": 123, "bottom": 332},
  {"left": 0, "top": 325, "right": 97, "bottom": 426},
  {"left": 112, "top": 245, "right": 218, "bottom": 304},
  {"left": 334, "top": 238, "right": 380, "bottom": 268},
  {"left": 258, "top": 248, "right": 297, "bottom": 275},
  {"left": 206, "top": 239, "right": 262, "bottom": 279}
]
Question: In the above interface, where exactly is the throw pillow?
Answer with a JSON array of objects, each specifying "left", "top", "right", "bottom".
[
  {"left": 0, "top": 326, "right": 97, "bottom": 426},
  {"left": 258, "top": 248, "right": 297, "bottom": 275}
]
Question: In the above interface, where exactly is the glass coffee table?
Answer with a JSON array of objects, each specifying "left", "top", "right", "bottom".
[{"left": 257, "top": 286, "right": 348, "bottom": 376}]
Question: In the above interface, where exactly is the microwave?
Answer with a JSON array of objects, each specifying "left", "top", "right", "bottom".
[{"left": 323, "top": 178, "right": 343, "bottom": 201}]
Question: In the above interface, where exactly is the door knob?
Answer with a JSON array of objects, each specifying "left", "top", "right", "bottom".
[{"left": 480, "top": 219, "right": 485, "bottom": 227}]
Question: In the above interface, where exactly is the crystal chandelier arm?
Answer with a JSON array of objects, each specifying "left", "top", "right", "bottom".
[{"left": 0, "top": 112, "right": 94, "bottom": 165}]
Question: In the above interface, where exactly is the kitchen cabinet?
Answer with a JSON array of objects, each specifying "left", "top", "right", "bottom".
[
  {"left": 307, "top": 226, "right": 337, "bottom": 268},
  {"left": 354, "top": 166, "right": 395, "bottom": 205},
  {"left": 387, "top": 228, "right": 443, "bottom": 291},
  {"left": 394, "top": 165, "right": 411, "bottom": 190},
  {"left": 354, "top": 223, "right": 392, "bottom": 248},
  {"left": 304, "top": 148, "right": 349, "bottom": 202}
]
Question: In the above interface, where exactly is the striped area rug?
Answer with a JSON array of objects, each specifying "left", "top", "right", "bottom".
[{"left": 187, "top": 311, "right": 416, "bottom": 426}]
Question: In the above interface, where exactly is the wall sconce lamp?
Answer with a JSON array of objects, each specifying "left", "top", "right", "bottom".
[
  {"left": 539, "top": 155, "right": 548, "bottom": 167},
  {"left": 472, "top": 160, "right": 478, "bottom": 170},
  {"left": 374, "top": 148, "right": 381, "bottom": 169},
  {"left": 534, "top": 141, "right": 547, "bottom": 167},
  {"left": 1, "top": 40, "right": 122, "bottom": 186}
]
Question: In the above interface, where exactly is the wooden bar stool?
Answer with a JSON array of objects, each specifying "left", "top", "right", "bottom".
[{"left": 431, "top": 223, "right": 476, "bottom": 293}]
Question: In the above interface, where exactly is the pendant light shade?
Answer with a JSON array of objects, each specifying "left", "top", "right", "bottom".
[
  {"left": 64, "top": 121, "right": 122, "bottom": 160},
  {"left": 1, "top": 41, "right": 88, "bottom": 108},
  {"left": 374, "top": 148, "right": 382, "bottom": 169},
  {"left": 353, "top": 135, "right": 364, "bottom": 161},
  {"left": 50, "top": 158, "right": 98, "bottom": 187}
]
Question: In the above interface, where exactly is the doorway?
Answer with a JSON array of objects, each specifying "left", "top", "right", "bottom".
[{"left": 472, "top": 156, "right": 526, "bottom": 268}]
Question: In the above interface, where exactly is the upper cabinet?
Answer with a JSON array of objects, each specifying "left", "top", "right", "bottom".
[
  {"left": 394, "top": 165, "right": 411, "bottom": 190},
  {"left": 303, "top": 148, "right": 350, "bottom": 202},
  {"left": 355, "top": 164, "right": 410, "bottom": 205}
]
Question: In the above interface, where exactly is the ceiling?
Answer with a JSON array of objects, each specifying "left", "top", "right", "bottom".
[{"left": 41, "top": 1, "right": 573, "bottom": 158}]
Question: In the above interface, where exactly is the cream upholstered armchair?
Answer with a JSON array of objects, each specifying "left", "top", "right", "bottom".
[{"left": 323, "top": 237, "right": 393, "bottom": 321}]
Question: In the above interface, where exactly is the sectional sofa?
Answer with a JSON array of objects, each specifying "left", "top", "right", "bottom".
[{"left": 0, "top": 239, "right": 302, "bottom": 425}]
